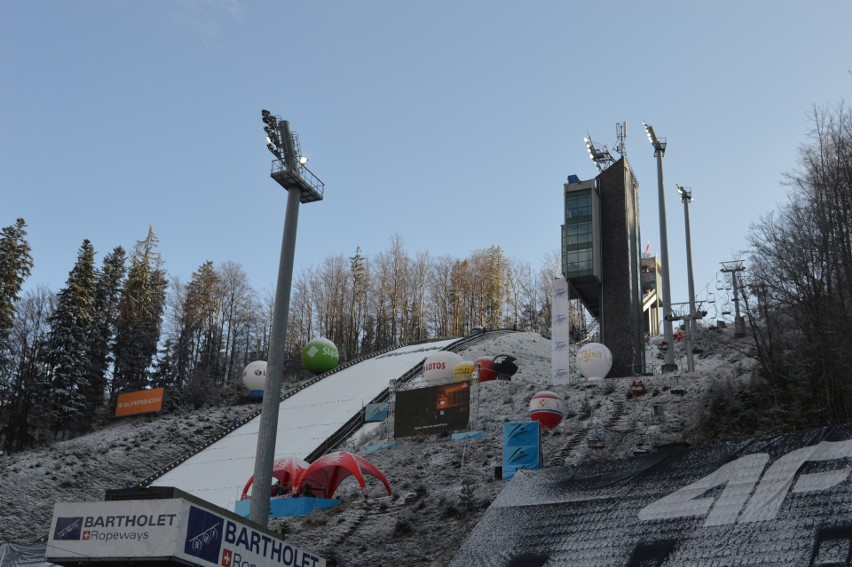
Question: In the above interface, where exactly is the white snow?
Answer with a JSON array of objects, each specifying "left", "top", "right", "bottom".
[
  {"left": 152, "top": 339, "right": 458, "bottom": 510},
  {"left": 0, "top": 328, "right": 759, "bottom": 566}
]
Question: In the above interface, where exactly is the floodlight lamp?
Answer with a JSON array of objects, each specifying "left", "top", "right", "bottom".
[
  {"left": 261, "top": 109, "right": 271, "bottom": 119},
  {"left": 676, "top": 185, "right": 692, "bottom": 201},
  {"left": 642, "top": 122, "right": 658, "bottom": 145},
  {"left": 266, "top": 143, "right": 279, "bottom": 157},
  {"left": 298, "top": 156, "right": 309, "bottom": 165}
]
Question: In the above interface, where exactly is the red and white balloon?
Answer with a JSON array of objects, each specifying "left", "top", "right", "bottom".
[{"left": 528, "top": 390, "right": 564, "bottom": 429}]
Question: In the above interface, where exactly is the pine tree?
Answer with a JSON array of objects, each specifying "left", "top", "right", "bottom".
[
  {"left": 84, "top": 246, "right": 126, "bottom": 418},
  {"left": 348, "top": 247, "right": 369, "bottom": 359},
  {"left": 46, "top": 240, "right": 97, "bottom": 438},
  {"left": 113, "top": 227, "right": 167, "bottom": 395},
  {"left": 182, "top": 261, "right": 222, "bottom": 407},
  {"left": 0, "top": 218, "right": 34, "bottom": 365}
]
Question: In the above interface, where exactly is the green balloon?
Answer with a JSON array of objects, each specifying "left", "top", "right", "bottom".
[{"left": 302, "top": 337, "right": 339, "bottom": 374}]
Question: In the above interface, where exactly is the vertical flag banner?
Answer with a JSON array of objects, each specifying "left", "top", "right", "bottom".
[{"left": 551, "top": 276, "right": 571, "bottom": 385}]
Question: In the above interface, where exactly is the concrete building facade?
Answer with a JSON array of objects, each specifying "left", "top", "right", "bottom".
[{"left": 562, "top": 158, "right": 646, "bottom": 376}]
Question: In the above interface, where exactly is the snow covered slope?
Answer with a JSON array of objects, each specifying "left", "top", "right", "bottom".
[{"left": 151, "top": 339, "right": 458, "bottom": 510}]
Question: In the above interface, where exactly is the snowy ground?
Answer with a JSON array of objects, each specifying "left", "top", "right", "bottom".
[
  {"left": 152, "top": 338, "right": 458, "bottom": 510},
  {"left": 0, "top": 328, "right": 757, "bottom": 565}
]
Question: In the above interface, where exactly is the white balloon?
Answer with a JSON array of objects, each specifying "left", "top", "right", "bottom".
[
  {"left": 422, "top": 352, "right": 464, "bottom": 385},
  {"left": 242, "top": 360, "right": 267, "bottom": 392},
  {"left": 576, "top": 343, "right": 613, "bottom": 379}
]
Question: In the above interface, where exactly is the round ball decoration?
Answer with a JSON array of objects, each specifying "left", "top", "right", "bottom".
[
  {"left": 475, "top": 356, "right": 497, "bottom": 382},
  {"left": 453, "top": 361, "right": 475, "bottom": 382},
  {"left": 301, "top": 337, "right": 340, "bottom": 375},
  {"left": 492, "top": 353, "right": 519, "bottom": 380},
  {"left": 529, "top": 390, "right": 564, "bottom": 429},
  {"left": 576, "top": 342, "right": 613, "bottom": 379},
  {"left": 242, "top": 360, "right": 267, "bottom": 398},
  {"left": 422, "top": 351, "right": 463, "bottom": 385}
]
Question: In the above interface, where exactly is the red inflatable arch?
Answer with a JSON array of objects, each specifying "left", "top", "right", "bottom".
[
  {"left": 240, "top": 456, "right": 310, "bottom": 500},
  {"left": 294, "top": 451, "right": 392, "bottom": 499}
]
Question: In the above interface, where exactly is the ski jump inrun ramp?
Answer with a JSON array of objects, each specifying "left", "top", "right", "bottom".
[{"left": 151, "top": 338, "right": 459, "bottom": 511}]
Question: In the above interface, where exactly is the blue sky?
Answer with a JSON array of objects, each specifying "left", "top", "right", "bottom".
[{"left": 2, "top": 1, "right": 850, "bottom": 321}]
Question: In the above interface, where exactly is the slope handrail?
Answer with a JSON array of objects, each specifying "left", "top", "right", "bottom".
[{"left": 304, "top": 329, "right": 516, "bottom": 461}]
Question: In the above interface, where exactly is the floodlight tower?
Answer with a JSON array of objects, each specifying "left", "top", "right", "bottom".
[
  {"left": 584, "top": 135, "right": 614, "bottom": 173},
  {"left": 250, "top": 109, "right": 324, "bottom": 526},
  {"left": 676, "top": 185, "right": 697, "bottom": 373},
  {"left": 676, "top": 185, "right": 698, "bottom": 338},
  {"left": 643, "top": 122, "right": 676, "bottom": 371}
]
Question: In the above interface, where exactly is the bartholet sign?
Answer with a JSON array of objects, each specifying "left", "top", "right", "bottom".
[{"left": 46, "top": 498, "right": 325, "bottom": 567}]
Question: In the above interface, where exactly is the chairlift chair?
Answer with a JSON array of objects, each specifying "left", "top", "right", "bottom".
[{"left": 587, "top": 429, "right": 605, "bottom": 449}]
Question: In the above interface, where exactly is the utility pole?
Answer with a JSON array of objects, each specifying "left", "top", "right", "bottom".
[
  {"left": 720, "top": 261, "right": 746, "bottom": 337},
  {"left": 676, "top": 185, "right": 696, "bottom": 373},
  {"left": 643, "top": 122, "right": 677, "bottom": 372},
  {"left": 250, "top": 110, "right": 324, "bottom": 526}
]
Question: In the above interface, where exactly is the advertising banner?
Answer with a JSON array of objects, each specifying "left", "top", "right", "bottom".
[
  {"left": 115, "top": 387, "right": 165, "bottom": 417},
  {"left": 502, "top": 422, "right": 542, "bottom": 480},
  {"left": 47, "top": 499, "right": 184, "bottom": 560},
  {"left": 551, "top": 276, "right": 571, "bottom": 385},
  {"left": 364, "top": 402, "right": 390, "bottom": 423},
  {"left": 453, "top": 424, "right": 852, "bottom": 566},
  {"left": 394, "top": 382, "right": 470, "bottom": 438},
  {"left": 46, "top": 497, "right": 325, "bottom": 567}
]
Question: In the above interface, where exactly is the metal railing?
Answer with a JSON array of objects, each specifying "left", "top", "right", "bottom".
[
  {"left": 270, "top": 159, "right": 324, "bottom": 198},
  {"left": 135, "top": 330, "right": 518, "bottom": 487}
]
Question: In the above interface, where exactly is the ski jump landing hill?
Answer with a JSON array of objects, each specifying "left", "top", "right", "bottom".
[{"left": 145, "top": 335, "right": 489, "bottom": 512}]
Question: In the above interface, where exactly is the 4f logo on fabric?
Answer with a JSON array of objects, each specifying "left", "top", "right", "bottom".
[{"left": 639, "top": 439, "right": 852, "bottom": 526}]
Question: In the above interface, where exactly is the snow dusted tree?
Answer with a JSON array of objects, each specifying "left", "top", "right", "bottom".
[
  {"left": 156, "top": 260, "right": 258, "bottom": 405},
  {"left": 287, "top": 272, "right": 316, "bottom": 363},
  {"left": 84, "top": 246, "right": 126, "bottom": 416},
  {"left": 184, "top": 261, "right": 223, "bottom": 405},
  {"left": 0, "top": 218, "right": 34, "bottom": 368},
  {"left": 45, "top": 240, "right": 97, "bottom": 438},
  {"left": 372, "top": 235, "right": 410, "bottom": 349},
  {"left": 314, "top": 254, "right": 350, "bottom": 355},
  {"left": 476, "top": 245, "right": 508, "bottom": 331},
  {"left": 113, "top": 227, "right": 167, "bottom": 395},
  {"left": 217, "top": 261, "right": 255, "bottom": 385},
  {"left": 0, "top": 286, "right": 54, "bottom": 452},
  {"left": 745, "top": 102, "right": 852, "bottom": 423},
  {"left": 504, "top": 258, "right": 531, "bottom": 330},
  {"left": 407, "top": 250, "right": 431, "bottom": 341},
  {"left": 347, "top": 247, "right": 370, "bottom": 358},
  {"left": 427, "top": 256, "right": 456, "bottom": 337}
]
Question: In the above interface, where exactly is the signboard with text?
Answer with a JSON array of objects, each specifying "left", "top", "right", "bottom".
[
  {"left": 394, "top": 382, "right": 470, "bottom": 438},
  {"left": 115, "top": 387, "right": 165, "bottom": 417},
  {"left": 46, "top": 497, "right": 325, "bottom": 567}
]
